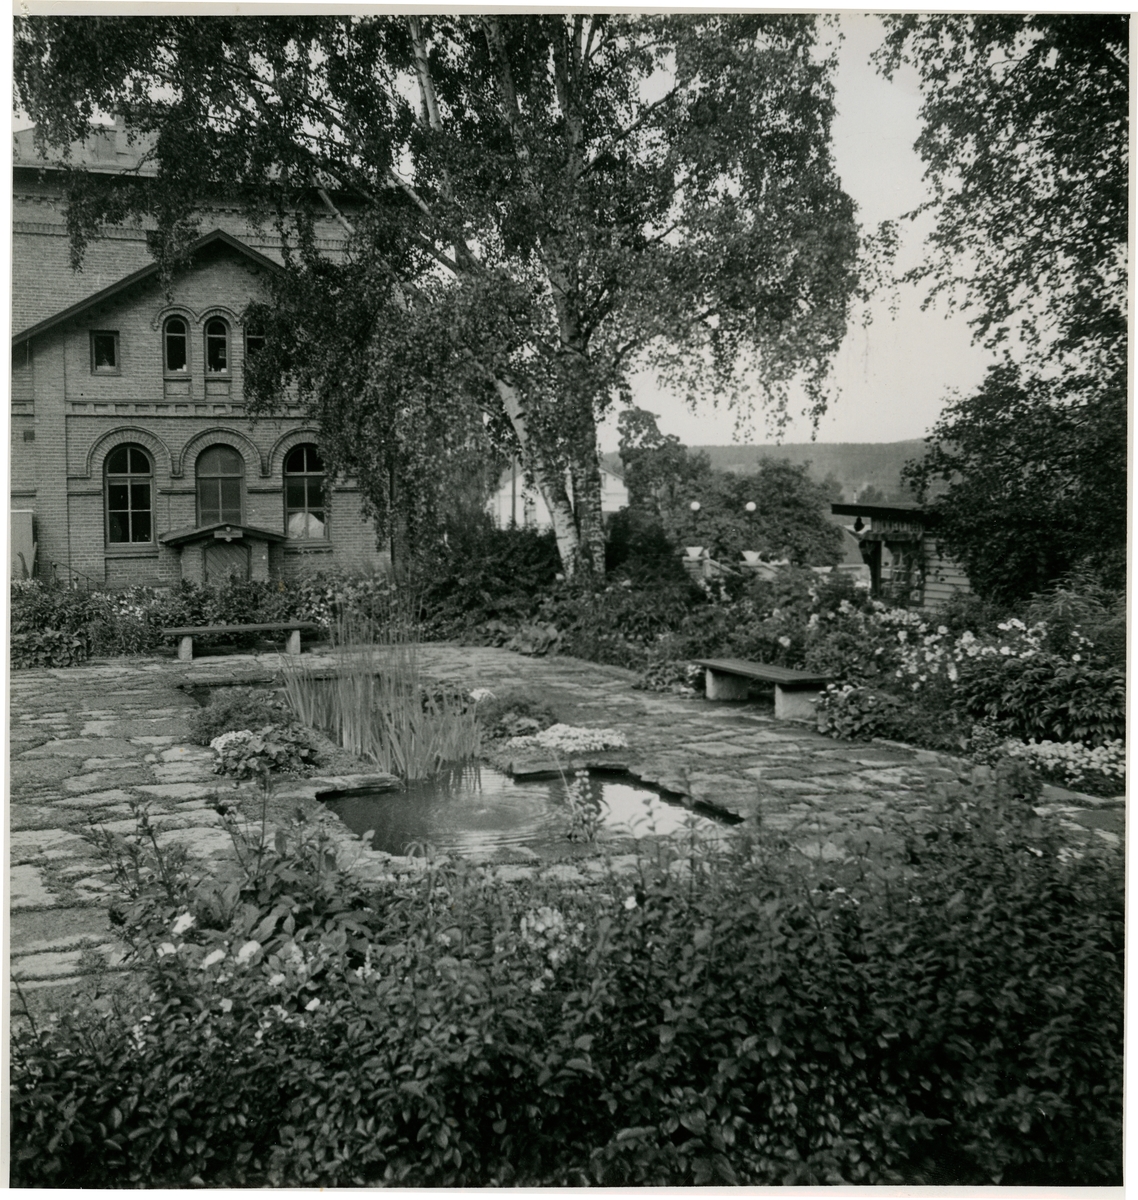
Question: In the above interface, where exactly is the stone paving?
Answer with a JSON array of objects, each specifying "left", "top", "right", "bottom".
[{"left": 8, "top": 644, "right": 1124, "bottom": 1013}]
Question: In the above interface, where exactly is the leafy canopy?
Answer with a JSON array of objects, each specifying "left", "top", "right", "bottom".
[
  {"left": 878, "top": 16, "right": 1128, "bottom": 601},
  {"left": 619, "top": 408, "right": 843, "bottom": 566},
  {"left": 876, "top": 14, "right": 1127, "bottom": 373},
  {"left": 15, "top": 15, "right": 860, "bottom": 571}
]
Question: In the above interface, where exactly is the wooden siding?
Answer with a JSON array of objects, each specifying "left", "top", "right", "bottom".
[{"left": 922, "top": 534, "right": 971, "bottom": 607}]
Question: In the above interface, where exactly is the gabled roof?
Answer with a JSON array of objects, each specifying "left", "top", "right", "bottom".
[
  {"left": 831, "top": 501, "right": 941, "bottom": 528},
  {"left": 11, "top": 228, "right": 282, "bottom": 345},
  {"left": 160, "top": 521, "right": 287, "bottom": 548}
]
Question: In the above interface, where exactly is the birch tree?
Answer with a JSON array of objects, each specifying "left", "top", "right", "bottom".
[{"left": 16, "top": 14, "right": 859, "bottom": 574}]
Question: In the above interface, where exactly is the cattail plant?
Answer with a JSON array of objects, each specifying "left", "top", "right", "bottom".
[{"left": 282, "top": 609, "right": 480, "bottom": 781}]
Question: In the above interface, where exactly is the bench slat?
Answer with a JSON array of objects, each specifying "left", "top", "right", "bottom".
[
  {"left": 162, "top": 622, "right": 323, "bottom": 636},
  {"left": 692, "top": 658, "right": 831, "bottom": 689}
]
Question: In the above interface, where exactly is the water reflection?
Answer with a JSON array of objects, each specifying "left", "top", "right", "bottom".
[{"left": 323, "top": 762, "right": 723, "bottom": 856}]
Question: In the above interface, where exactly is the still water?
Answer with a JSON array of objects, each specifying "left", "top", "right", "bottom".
[{"left": 322, "top": 763, "right": 726, "bottom": 856}]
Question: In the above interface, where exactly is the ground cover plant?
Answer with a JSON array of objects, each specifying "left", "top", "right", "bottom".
[{"left": 10, "top": 780, "right": 1122, "bottom": 1188}]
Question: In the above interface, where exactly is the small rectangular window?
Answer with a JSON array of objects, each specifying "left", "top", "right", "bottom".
[{"left": 91, "top": 331, "right": 119, "bottom": 374}]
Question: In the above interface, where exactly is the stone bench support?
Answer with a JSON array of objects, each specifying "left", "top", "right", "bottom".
[
  {"left": 693, "top": 657, "right": 832, "bottom": 724},
  {"left": 165, "top": 622, "right": 319, "bottom": 662}
]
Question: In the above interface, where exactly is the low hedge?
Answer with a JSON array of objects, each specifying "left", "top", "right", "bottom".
[
  {"left": 9, "top": 572, "right": 400, "bottom": 668},
  {"left": 11, "top": 786, "right": 1122, "bottom": 1187}
]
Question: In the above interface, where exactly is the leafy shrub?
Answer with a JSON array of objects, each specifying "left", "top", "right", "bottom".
[
  {"left": 416, "top": 525, "right": 561, "bottom": 638},
  {"left": 814, "top": 683, "right": 903, "bottom": 741},
  {"left": 188, "top": 687, "right": 293, "bottom": 747},
  {"left": 210, "top": 727, "right": 316, "bottom": 779},
  {"left": 473, "top": 689, "right": 559, "bottom": 740},
  {"left": 955, "top": 652, "right": 1125, "bottom": 745},
  {"left": 10, "top": 628, "right": 89, "bottom": 668},
  {"left": 10, "top": 788, "right": 1122, "bottom": 1188}
]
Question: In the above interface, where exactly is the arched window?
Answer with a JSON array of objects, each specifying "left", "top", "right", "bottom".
[
  {"left": 164, "top": 317, "right": 188, "bottom": 373},
  {"left": 105, "top": 444, "right": 153, "bottom": 544},
  {"left": 196, "top": 445, "right": 244, "bottom": 526},
  {"left": 284, "top": 444, "right": 326, "bottom": 540},
  {"left": 205, "top": 318, "right": 229, "bottom": 374}
]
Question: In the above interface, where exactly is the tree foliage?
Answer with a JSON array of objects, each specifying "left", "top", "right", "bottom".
[
  {"left": 619, "top": 408, "right": 843, "bottom": 566},
  {"left": 878, "top": 15, "right": 1127, "bottom": 602},
  {"left": 876, "top": 15, "right": 1127, "bottom": 371},
  {"left": 15, "top": 14, "right": 859, "bottom": 574},
  {"left": 903, "top": 366, "right": 1126, "bottom": 604}
]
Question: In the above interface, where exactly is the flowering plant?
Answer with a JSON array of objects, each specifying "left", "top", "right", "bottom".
[
  {"left": 1003, "top": 737, "right": 1125, "bottom": 790},
  {"left": 506, "top": 723, "right": 628, "bottom": 753},
  {"left": 210, "top": 727, "right": 315, "bottom": 780}
]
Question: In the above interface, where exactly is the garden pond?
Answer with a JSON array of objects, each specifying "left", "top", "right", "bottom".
[{"left": 320, "top": 763, "right": 732, "bottom": 857}]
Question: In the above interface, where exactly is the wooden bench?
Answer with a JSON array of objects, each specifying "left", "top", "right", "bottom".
[
  {"left": 163, "top": 622, "right": 323, "bottom": 662},
  {"left": 692, "top": 658, "right": 831, "bottom": 722}
]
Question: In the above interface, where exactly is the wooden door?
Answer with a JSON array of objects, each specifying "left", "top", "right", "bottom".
[{"left": 204, "top": 541, "right": 250, "bottom": 583}]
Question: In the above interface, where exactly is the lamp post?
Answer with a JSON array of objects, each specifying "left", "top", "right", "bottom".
[
  {"left": 741, "top": 500, "right": 759, "bottom": 566},
  {"left": 684, "top": 500, "right": 704, "bottom": 576}
]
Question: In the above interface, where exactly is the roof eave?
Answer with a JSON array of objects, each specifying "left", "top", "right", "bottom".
[{"left": 11, "top": 228, "right": 282, "bottom": 345}]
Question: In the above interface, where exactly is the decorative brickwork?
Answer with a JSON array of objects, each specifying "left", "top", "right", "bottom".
[{"left": 12, "top": 133, "right": 391, "bottom": 587}]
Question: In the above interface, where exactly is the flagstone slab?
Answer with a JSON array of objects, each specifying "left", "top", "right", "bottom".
[
  {"left": 160, "top": 745, "right": 214, "bottom": 763},
  {"left": 10, "top": 828, "right": 91, "bottom": 857},
  {"left": 10, "top": 864, "right": 59, "bottom": 908},
  {"left": 136, "top": 782, "right": 220, "bottom": 800},
  {"left": 64, "top": 768, "right": 152, "bottom": 793},
  {"left": 9, "top": 759, "right": 80, "bottom": 788},
  {"left": 10, "top": 907, "right": 113, "bottom": 954},
  {"left": 678, "top": 742, "right": 760, "bottom": 758},
  {"left": 23, "top": 737, "right": 141, "bottom": 759},
  {"left": 11, "top": 947, "right": 120, "bottom": 981}
]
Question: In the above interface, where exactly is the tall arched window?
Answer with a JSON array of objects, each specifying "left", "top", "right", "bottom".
[
  {"left": 197, "top": 445, "right": 244, "bottom": 525},
  {"left": 205, "top": 318, "right": 229, "bottom": 374},
  {"left": 284, "top": 444, "right": 326, "bottom": 540},
  {"left": 105, "top": 444, "right": 153, "bottom": 543},
  {"left": 164, "top": 317, "right": 188, "bottom": 373}
]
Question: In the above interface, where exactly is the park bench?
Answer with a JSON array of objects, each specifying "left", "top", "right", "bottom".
[
  {"left": 163, "top": 621, "right": 323, "bottom": 662},
  {"left": 691, "top": 658, "right": 832, "bottom": 722}
]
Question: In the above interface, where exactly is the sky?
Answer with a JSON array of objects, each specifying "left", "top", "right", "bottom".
[{"left": 600, "top": 11, "right": 996, "bottom": 452}]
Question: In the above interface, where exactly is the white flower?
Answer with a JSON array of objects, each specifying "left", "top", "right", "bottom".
[
  {"left": 219, "top": 998, "right": 234, "bottom": 1013},
  {"left": 201, "top": 948, "right": 226, "bottom": 969},
  {"left": 507, "top": 723, "right": 628, "bottom": 752},
  {"left": 171, "top": 912, "right": 195, "bottom": 936},
  {"left": 210, "top": 729, "right": 255, "bottom": 753},
  {"left": 235, "top": 940, "right": 261, "bottom": 966},
  {"left": 268, "top": 973, "right": 286, "bottom": 988},
  {"left": 305, "top": 997, "right": 321, "bottom": 1012},
  {"left": 157, "top": 942, "right": 178, "bottom": 958},
  {"left": 624, "top": 896, "right": 638, "bottom": 910},
  {"left": 778, "top": 635, "right": 792, "bottom": 648}
]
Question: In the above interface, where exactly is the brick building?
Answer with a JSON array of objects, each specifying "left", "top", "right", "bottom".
[{"left": 11, "top": 120, "right": 389, "bottom": 589}]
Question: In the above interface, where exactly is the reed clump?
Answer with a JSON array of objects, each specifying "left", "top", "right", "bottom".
[{"left": 282, "top": 614, "right": 480, "bottom": 781}]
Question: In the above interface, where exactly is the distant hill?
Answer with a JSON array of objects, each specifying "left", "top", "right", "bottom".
[{"left": 604, "top": 441, "right": 929, "bottom": 503}]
